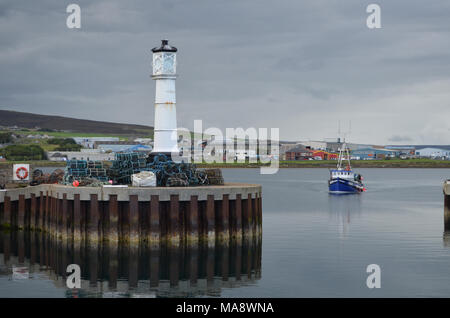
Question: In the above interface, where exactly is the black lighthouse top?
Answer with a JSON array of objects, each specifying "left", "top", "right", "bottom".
[{"left": 152, "top": 40, "right": 177, "bottom": 53}]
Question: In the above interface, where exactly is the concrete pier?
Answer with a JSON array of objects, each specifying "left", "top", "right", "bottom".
[{"left": 0, "top": 183, "right": 262, "bottom": 245}]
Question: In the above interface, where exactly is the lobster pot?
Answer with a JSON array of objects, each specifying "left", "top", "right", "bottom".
[{"left": 204, "top": 168, "right": 224, "bottom": 185}]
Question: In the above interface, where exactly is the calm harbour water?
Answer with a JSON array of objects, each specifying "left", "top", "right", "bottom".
[{"left": 0, "top": 168, "right": 449, "bottom": 297}]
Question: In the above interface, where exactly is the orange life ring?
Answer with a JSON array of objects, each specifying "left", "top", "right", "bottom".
[{"left": 16, "top": 167, "right": 28, "bottom": 180}]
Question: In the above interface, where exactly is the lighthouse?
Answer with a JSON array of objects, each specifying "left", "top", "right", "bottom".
[{"left": 151, "top": 40, "right": 179, "bottom": 157}]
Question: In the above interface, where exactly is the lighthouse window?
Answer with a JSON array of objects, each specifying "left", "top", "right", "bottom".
[{"left": 163, "top": 53, "right": 176, "bottom": 74}]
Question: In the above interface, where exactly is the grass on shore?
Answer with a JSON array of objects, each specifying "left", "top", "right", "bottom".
[
  {"left": 1, "top": 159, "right": 449, "bottom": 169},
  {"left": 0, "top": 160, "right": 66, "bottom": 168},
  {"left": 10, "top": 130, "right": 129, "bottom": 140},
  {"left": 198, "top": 158, "right": 450, "bottom": 168}
]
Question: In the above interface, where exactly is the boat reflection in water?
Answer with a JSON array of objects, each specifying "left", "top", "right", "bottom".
[
  {"left": 0, "top": 231, "right": 262, "bottom": 297},
  {"left": 327, "top": 194, "right": 362, "bottom": 238}
]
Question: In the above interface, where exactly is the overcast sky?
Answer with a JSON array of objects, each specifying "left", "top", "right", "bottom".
[{"left": 0, "top": 0, "right": 449, "bottom": 144}]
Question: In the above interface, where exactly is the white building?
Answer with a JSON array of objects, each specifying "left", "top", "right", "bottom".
[
  {"left": 299, "top": 140, "right": 327, "bottom": 150},
  {"left": 416, "top": 147, "right": 450, "bottom": 158},
  {"left": 133, "top": 138, "right": 153, "bottom": 145},
  {"left": 47, "top": 149, "right": 115, "bottom": 161},
  {"left": 73, "top": 137, "right": 120, "bottom": 149}
]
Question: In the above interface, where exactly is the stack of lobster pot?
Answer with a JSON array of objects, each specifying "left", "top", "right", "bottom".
[{"left": 204, "top": 168, "right": 224, "bottom": 185}]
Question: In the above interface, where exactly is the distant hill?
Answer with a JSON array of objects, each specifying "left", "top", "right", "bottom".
[{"left": 0, "top": 110, "right": 153, "bottom": 136}]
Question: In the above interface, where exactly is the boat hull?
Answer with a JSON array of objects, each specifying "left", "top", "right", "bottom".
[{"left": 328, "top": 178, "right": 363, "bottom": 194}]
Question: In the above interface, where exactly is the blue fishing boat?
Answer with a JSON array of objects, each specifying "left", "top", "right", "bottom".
[{"left": 328, "top": 142, "right": 365, "bottom": 194}]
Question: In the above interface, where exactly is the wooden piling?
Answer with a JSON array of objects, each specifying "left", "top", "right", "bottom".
[
  {"left": 187, "top": 195, "right": 199, "bottom": 243},
  {"left": 169, "top": 195, "right": 180, "bottom": 245},
  {"left": 149, "top": 195, "right": 160, "bottom": 243},
  {"left": 61, "top": 194, "right": 68, "bottom": 240},
  {"left": 242, "top": 194, "right": 251, "bottom": 236},
  {"left": 18, "top": 194, "right": 25, "bottom": 230},
  {"left": 88, "top": 194, "right": 99, "bottom": 244},
  {"left": 48, "top": 195, "right": 52, "bottom": 233},
  {"left": 73, "top": 194, "right": 81, "bottom": 242},
  {"left": 219, "top": 194, "right": 230, "bottom": 241},
  {"left": 231, "top": 194, "right": 242, "bottom": 239},
  {"left": 258, "top": 195, "right": 262, "bottom": 230},
  {"left": 30, "top": 194, "right": 37, "bottom": 230},
  {"left": 206, "top": 195, "right": 215, "bottom": 242},
  {"left": 129, "top": 195, "right": 139, "bottom": 243},
  {"left": 445, "top": 195, "right": 450, "bottom": 231},
  {"left": 39, "top": 191, "right": 45, "bottom": 230},
  {"left": 44, "top": 191, "right": 50, "bottom": 231},
  {"left": 2, "top": 196, "right": 11, "bottom": 227},
  {"left": 0, "top": 183, "right": 261, "bottom": 244},
  {"left": 251, "top": 196, "right": 257, "bottom": 235},
  {"left": 108, "top": 195, "right": 119, "bottom": 243},
  {"left": 50, "top": 196, "right": 55, "bottom": 235}
]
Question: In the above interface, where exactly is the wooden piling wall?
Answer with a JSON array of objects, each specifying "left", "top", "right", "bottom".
[{"left": 0, "top": 183, "right": 262, "bottom": 245}]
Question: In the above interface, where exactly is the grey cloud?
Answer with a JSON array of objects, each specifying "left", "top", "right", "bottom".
[
  {"left": 0, "top": 0, "right": 449, "bottom": 144},
  {"left": 388, "top": 135, "right": 413, "bottom": 143}
]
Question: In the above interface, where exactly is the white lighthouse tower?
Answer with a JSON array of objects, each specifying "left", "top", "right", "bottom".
[{"left": 151, "top": 40, "right": 179, "bottom": 157}]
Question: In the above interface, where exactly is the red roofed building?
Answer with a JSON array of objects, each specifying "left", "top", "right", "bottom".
[
  {"left": 285, "top": 145, "right": 314, "bottom": 160},
  {"left": 312, "top": 150, "right": 338, "bottom": 160}
]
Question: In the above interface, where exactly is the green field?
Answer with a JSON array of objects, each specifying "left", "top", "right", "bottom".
[
  {"left": 12, "top": 130, "right": 130, "bottom": 140},
  {"left": 1, "top": 158, "right": 449, "bottom": 169},
  {"left": 0, "top": 160, "right": 66, "bottom": 168},
  {"left": 198, "top": 159, "right": 450, "bottom": 168}
]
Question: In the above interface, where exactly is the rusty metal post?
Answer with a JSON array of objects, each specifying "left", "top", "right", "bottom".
[
  {"left": 18, "top": 194, "right": 25, "bottom": 230},
  {"left": 258, "top": 194, "right": 262, "bottom": 232},
  {"left": 206, "top": 195, "right": 215, "bottom": 243},
  {"left": 445, "top": 195, "right": 450, "bottom": 232},
  {"left": 88, "top": 194, "right": 99, "bottom": 244},
  {"left": 61, "top": 193, "right": 68, "bottom": 240},
  {"left": 187, "top": 195, "right": 199, "bottom": 243},
  {"left": 30, "top": 193, "right": 37, "bottom": 230},
  {"left": 50, "top": 196, "right": 55, "bottom": 235},
  {"left": 242, "top": 194, "right": 252, "bottom": 237},
  {"left": 2, "top": 196, "right": 11, "bottom": 228},
  {"left": 169, "top": 195, "right": 180, "bottom": 245},
  {"left": 219, "top": 194, "right": 230, "bottom": 242},
  {"left": 232, "top": 194, "right": 242, "bottom": 240},
  {"left": 39, "top": 191, "right": 45, "bottom": 231},
  {"left": 108, "top": 195, "right": 119, "bottom": 243},
  {"left": 73, "top": 194, "right": 81, "bottom": 242},
  {"left": 45, "top": 191, "right": 49, "bottom": 230},
  {"left": 129, "top": 195, "right": 139, "bottom": 244},
  {"left": 149, "top": 195, "right": 160, "bottom": 243}
]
